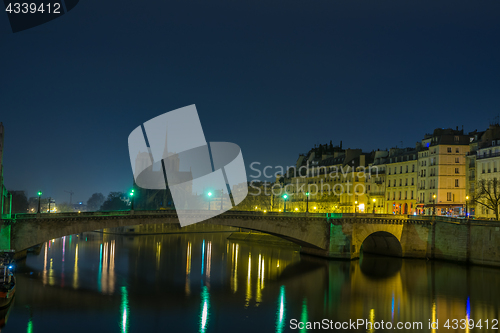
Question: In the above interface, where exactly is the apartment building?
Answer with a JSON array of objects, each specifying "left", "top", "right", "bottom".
[{"left": 416, "top": 128, "right": 471, "bottom": 216}]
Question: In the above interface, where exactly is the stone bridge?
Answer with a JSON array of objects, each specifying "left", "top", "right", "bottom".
[{"left": 1, "top": 210, "right": 499, "bottom": 265}]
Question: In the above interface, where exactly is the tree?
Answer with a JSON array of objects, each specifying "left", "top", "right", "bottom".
[
  {"left": 472, "top": 178, "right": 500, "bottom": 220},
  {"left": 57, "top": 202, "right": 74, "bottom": 213},
  {"left": 87, "top": 193, "right": 105, "bottom": 212},
  {"left": 10, "top": 191, "right": 29, "bottom": 214},
  {"left": 100, "top": 192, "right": 129, "bottom": 211}
]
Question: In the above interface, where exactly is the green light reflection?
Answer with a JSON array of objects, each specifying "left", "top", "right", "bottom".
[
  {"left": 120, "top": 286, "right": 129, "bottom": 333},
  {"left": 276, "top": 285, "right": 286, "bottom": 333},
  {"left": 27, "top": 318, "right": 33, "bottom": 333},
  {"left": 300, "top": 298, "right": 308, "bottom": 333},
  {"left": 97, "top": 244, "right": 103, "bottom": 292},
  {"left": 199, "top": 286, "right": 210, "bottom": 333}
]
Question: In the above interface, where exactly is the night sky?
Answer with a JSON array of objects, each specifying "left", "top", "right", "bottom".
[{"left": 1, "top": 0, "right": 499, "bottom": 204}]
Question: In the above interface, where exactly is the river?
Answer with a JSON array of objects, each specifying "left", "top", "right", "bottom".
[{"left": 2, "top": 231, "right": 499, "bottom": 332}]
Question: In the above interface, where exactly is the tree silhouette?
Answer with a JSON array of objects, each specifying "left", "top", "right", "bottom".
[
  {"left": 472, "top": 178, "right": 500, "bottom": 220},
  {"left": 87, "top": 193, "right": 105, "bottom": 212}
]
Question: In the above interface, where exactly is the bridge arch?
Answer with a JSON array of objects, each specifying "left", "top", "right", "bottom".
[
  {"left": 360, "top": 231, "right": 403, "bottom": 257},
  {"left": 351, "top": 223, "right": 404, "bottom": 258}
]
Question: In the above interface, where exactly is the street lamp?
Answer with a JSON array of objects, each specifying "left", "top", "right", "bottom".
[
  {"left": 433, "top": 194, "right": 436, "bottom": 216},
  {"left": 354, "top": 200, "right": 358, "bottom": 213},
  {"left": 37, "top": 191, "right": 42, "bottom": 213},
  {"left": 207, "top": 192, "right": 212, "bottom": 210},
  {"left": 48, "top": 197, "right": 52, "bottom": 213},
  {"left": 305, "top": 191, "right": 310, "bottom": 213},
  {"left": 283, "top": 194, "right": 288, "bottom": 212},
  {"left": 465, "top": 195, "right": 469, "bottom": 217},
  {"left": 372, "top": 198, "right": 376, "bottom": 214},
  {"left": 129, "top": 189, "right": 135, "bottom": 210}
]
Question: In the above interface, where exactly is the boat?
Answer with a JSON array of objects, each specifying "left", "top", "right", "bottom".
[{"left": 0, "top": 251, "right": 15, "bottom": 309}]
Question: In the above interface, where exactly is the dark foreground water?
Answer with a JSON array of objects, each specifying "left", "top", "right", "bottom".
[{"left": 2, "top": 232, "right": 500, "bottom": 333}]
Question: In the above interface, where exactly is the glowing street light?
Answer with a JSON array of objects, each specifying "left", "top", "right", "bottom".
[
  {"left": 37, "top": 191, "right": 42, "bottom": 214},
  {"left": 433, "top": 194, "right": 436, "bottom": 215},
  {"left": 207, "top": 192, "right": 213, "bottom": 210},
  {"left": 465, "top": 195, "right": 469, "bottom": 217},
  {"left": 305, "top": 191, "right": 310, "bottom": 213},
  {"left": 129, "top": 189, "right": 135, "bottom": 211},
  {"left": 282, "top": 194, "right": 288, "bottom": 212},
  {"left": 372, "top": 198, "right": 376, "bottom": 214}
]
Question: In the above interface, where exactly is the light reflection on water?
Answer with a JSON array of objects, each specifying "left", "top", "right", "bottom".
[{"left": 1, "top": 231, "right": 499, "bottom": 333}]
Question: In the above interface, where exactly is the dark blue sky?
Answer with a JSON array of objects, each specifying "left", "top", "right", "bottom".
[{"left": 1, "top": 0, "right": 499, "bottom": 204}]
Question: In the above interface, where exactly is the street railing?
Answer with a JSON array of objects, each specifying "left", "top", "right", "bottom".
[{"left": 11, "top": 210, "right": 500, "bottom": 225}]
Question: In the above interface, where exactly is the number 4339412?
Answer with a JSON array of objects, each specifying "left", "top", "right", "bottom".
[
  {"left": 443, "top": 318, "right": 498, "bottom": 330},
  {"left": 5, "top": 3, "right": 62, "bottom": 14}
]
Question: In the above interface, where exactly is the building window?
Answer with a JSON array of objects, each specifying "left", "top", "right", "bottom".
[
  {"left": 400, "top": 166, "right": 402, "bottom": 173},
  {"left": 367, "top": 185, "right": 370, "bottom": 191},
  {"left": 455, "top": 167, "right": 459, "bottom": 174},
  {"left": 398, "top": 192, "right": 401, "bottom": 200},
  {"left": 405, "top": 191, "right": 407, "bottom": 199},
  {"left": 455, "top": 157, "right": 459, "bottom": 163},
  {"left": 399, "top": 179, "right": 402, "bottom": 186},
  {"left": 411, "top": 191, "right": 413, "bottom": 199},
  {"left": 394, "top": 167, "right": 397, "bottom": 174},
  {"left": 447, "top": 192, "right": 451, "bottom": 201},
  {"left": 394, "top": 180, "right": 396, "bottom": 187},
  {"left": 447, "top": 147, "right": 452, "bottom": 153},
  {"left": 412, "top": 164, "right": 415, "bottom": 172},
  {"left": 454, "top": 136, "right": 459, "bottom": 143},
  {"left": 411, "top": 178, "right": 414, "bottom": 185},
  {"left": 406, "top": 165, "right": 408, "bottom": 173},
  {"left": 455, "top": 148, "right": 459, "bottom": 153},
  {"left": 455, "top": 179, "right": 459, "bottom": 187}
]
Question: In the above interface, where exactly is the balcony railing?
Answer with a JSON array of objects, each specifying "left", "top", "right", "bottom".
[{"left": 477, "top": 152, "right": 500, "bottom": 160}]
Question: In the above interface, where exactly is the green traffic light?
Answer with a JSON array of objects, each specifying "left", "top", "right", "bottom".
[
  {"left": 208, "top": 192, "right": 212, "bottom": 197},
  {"left": 130, "top": 192, "right": 134, "bottom": 196},
  {"left": 283, "top": 194, "right": 288, "bottom": 199},
  {"left": 306, "top": 192, "right": 309, "bottom": 196}
]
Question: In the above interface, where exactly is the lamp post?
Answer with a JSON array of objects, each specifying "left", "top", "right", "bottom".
[
  {"left": 465, "top": 195, "right": 469, "bottom": 217},
  {"left": 48, "top": 197, "right": 51, "bottom": 213},
  {"left": 433, "top": 194, "right": 436, "bottom": 216},
  {"left": 372, "top": 198, "right": 376, "bottom": 214},
  {"left": 129, "top": 189, "right": 135, "bottom": 210},
  {"left": 305, "top": 192, "right": 310, "bottom": 213},
  {"left": 283, "top": 194, "right": 288, "bottom": 212},
  {"left": 354, "top": 201, "right": 358, "bottom": 214},
  {"left": 37, "top": 191, "right": 42, "bottom": 214},
  {"left": 207, "top": 191, "right": 213, "bottom": 210}
]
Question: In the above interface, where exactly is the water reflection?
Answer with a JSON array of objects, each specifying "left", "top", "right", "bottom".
[
  {"left": 199, "top": 286, "right": 210, "bottom": 333},
  {"left": 120, "top": 286, "right": 129, "bottom": 333},
  {"left": 3, "top": 231, "right": 499, "bottom": 333},
  {"left": 275, "top": 285, "right": 286, "bottom": 333}
]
